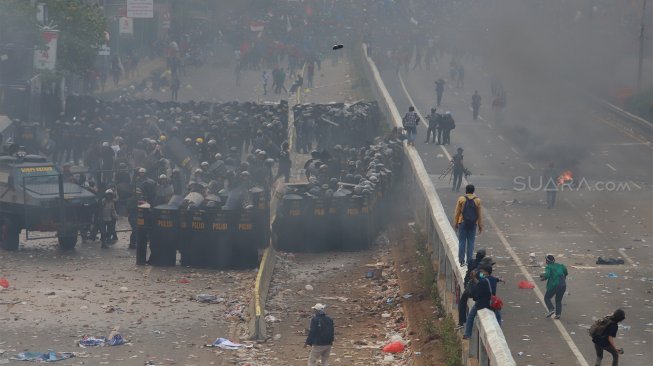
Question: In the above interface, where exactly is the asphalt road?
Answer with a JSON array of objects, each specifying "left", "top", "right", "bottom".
[{"left": 377, "top": 56, "right": 652, "bottom": 365}]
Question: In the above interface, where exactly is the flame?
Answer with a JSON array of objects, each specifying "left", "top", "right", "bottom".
[{"left": 557, "top": 170, "right": 573, "bottom": 185}]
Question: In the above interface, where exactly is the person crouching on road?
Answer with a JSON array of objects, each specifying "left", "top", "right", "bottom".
[
  {"left": 305, "top": 303, "right": 334, "bottom": 366},
  {"left": 540, "top": 254, "right": 568, "bottom": 319}
]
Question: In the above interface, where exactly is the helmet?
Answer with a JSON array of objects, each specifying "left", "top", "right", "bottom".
[
  {"left": 201, "top": 161, "right": 209, "bottom": 167},
  {"left": 196, "top": 137, "right": 204, "bottom": 144},
  {"left": 105, "top": 189, "right": 114, "bottom": 195},
  {"left": 159, "top": 174, "right": 167, "bottom": 180},
  {"left": 457, "top": 147, "right": 463, "bottom": 152},
  {"left": 138, "top": 167, "right": 146, "bottom": 173},
  {"left": 159, "top": 135, "right": 167, "bottom": 142}
]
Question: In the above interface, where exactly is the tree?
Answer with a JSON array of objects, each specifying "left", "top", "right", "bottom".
[
  {"left": 45, "top": 0, "right": 106, "bottom": 76},
  {"left": 0, "top": 0, "right": 39, "bottom": 45}
]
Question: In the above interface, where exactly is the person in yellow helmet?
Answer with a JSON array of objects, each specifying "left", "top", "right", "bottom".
[{"left": 196, "top": 137, "right": 204, "bottom": 144}]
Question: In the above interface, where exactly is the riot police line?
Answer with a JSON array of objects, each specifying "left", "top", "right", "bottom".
[{"left": 273, "top": 103, "right": 404, "bottom": 253}]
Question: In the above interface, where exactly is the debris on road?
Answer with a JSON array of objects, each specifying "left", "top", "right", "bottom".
[
  {"left": 206, "top": 338, "right": 252, "bottom": 350},
  {"left": 78, "top": 334, "right": 127, "bottom": 347},
  {"left": 596, "top": 257, "right": 625, "bottom": 265},
  {"left": 518, "top": 280, "right": 535, "bottom": 289},
  {"left": 11, "top": 351, "right": 76, "bottom": 362},
  {"left": 195, "top": 294, "right": 224, "bottom": 304}
]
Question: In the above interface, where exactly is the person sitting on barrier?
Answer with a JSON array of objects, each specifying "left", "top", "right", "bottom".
[
  {"left": 463, "top": 265, "right": 500, "bottom": 340},
  {"left": 458, "top": 249, "right": 486, "bottom": 329}
]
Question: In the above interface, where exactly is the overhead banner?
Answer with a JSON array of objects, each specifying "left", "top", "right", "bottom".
[
  {"left": 33, "top": 30, "right": 58, "bottom": 70},
  {"left": 127, "top": 0, "right": 154, "bottom": 18}
]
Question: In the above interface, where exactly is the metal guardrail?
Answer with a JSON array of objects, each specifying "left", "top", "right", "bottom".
[
  {"left": 597, "top": 98, "right": 653, "bottom": 135},
  {"left": 358, "top": 43, "right": 515, "bottom": 366}
]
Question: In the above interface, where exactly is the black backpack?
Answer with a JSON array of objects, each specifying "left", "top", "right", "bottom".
[
  {"left": 317, "top": 317, "right": 335, "bottom": 344},
  {"left": 589, "top": 316, "right": 612, "bottom": 338},
  {"left": 462, "top": 196, "right": 478, "bottom": 224}
]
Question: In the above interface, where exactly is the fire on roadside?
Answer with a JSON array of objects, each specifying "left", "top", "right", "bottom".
[{"left": 557, "top": 170, "right": 573, "bottom": 185}]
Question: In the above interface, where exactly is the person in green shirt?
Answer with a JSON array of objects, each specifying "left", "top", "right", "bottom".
[{"left": 540, "top": 254, "right": 568, "bottom": 319}]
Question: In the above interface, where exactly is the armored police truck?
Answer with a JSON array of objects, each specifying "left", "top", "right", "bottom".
[{"left": 0, "top": 153, "right": 96, "bottom": 250}]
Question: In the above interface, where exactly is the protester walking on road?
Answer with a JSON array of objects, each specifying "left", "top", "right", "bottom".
[
  {"left": 451, "top": 147, "right": 465, "bottom": 192},
  {"left": 591, "top": 309, "right": 626, "bottom": 366},
  {"left": 305, "top": 303, "right": 334, "bottom": 366},
  {"left": 471, "top": 90, "right": 481, "bottom": 120},
  {"left": 424, "top": 108, "right": 438, "bottom": 143},
  {"left": 402, "top": 106, "right": 420, "bottom": 146},
  {"left": 543, "top": 162, "right": 558, "bottom": 209},
  {"left": 171, "top": 76, "right": 180, "bottom": 101},
  {"left": 454, "top": 184, "right": 483, "bottom": 266},
  {"left": 441, "top": 111, "right": 454, "bottom": 145},
  {"left": 540, "top": 255, "right": 568, "bottom": 319},
  {"left": 435, "top": 78, "right": 445, "bottom": 106}
]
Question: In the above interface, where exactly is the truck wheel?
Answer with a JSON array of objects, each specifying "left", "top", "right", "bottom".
[
  {"left": 58, "top": 234, "right": 78, "bottom": 250},
  {"left": 1, "top": 217, "right": 20, "bottom": 251}
]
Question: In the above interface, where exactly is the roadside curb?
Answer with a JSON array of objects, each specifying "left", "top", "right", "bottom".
[{"left": 248, "top": 246, "right": 277, "bottom": 341}]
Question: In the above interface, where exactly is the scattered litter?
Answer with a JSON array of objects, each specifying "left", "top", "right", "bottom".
[
  {"left": 195, "top": 294, "right": 224, "bottom": 304},
  {"left": 11, "top": 351, "right": 75, "bottom": 362},
  {"left": 403, "top": 293, "right": 413, "bottom": 299},
  {"left": 383, "top": 354, "right": 395, "bottom": 362},
  {"left": 179, "top": 278, "right": 190, "bottom": 284},
  {"left": 305, "top": 284, "right": 314, "bottom": 291},
  {"left": 607, "top": 273, "right": 619, "bottom": 279},
  {"left": 206, "top": 338, "right": 252, "bottom": 350},
  {"left": 265, "top": 315, "right": 279, "bottom": 323},
  {"left": 0, "top": 278, "right": 8, "bottom": 288},
  {"left": 119, "top": 286, "right": 129, "bottom": 292},
  {"left": 382, "top": 341, "right": 405, "bottom": 353},
  {"left": 78, "top": 334, "right": 126, "bottom": 347},
  {"left": 518, "top": 281, "right": 535, "bottom": 289},
  {"left": 517, "top": 352, "right": 524, "bottom": 356},
  {"left": 597, "top": 257, "right": 625, "bottom": 265}
]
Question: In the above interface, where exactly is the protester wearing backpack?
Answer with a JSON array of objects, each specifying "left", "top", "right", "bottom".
[
  {"left": 462, "top": 265, "right": 501, "bottom": 339},
  {"left": 590, "top": 309, "right": 626, "bottom": 366},
  {"left": 402, "top": 106, "right": 420, "bottom": 146},
  {"left": 305, "top": 303, "right": 335, "bottom": 366},
  {"left": 454, "top": 184, "right": 483, "bottom": 266},
  {"left": 539, "top": 254, "right": 568, "bottom": 319}
]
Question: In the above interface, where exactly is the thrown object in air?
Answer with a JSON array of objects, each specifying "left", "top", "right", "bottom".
[{"left": 332, "top": 44, "right": 344, "bottom": 50}]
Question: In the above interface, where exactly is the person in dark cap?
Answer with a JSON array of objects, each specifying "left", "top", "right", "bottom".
[
  {"left": 277, "top": 141, "right": 291, "bottom": 183},
  {"left": 424, "top": 107, "right": 438, "bottom": 144},
  {"left": 540, "top": 254, "right": 568, "bottom": 319},
  {"left": 592, "top": 309, "right": 625, "bottom": 366},
  {"left": 463, "top": 264, "right": 500, "bottom": 339},
  {"left": 305, "top": 303, "right": 334, "bottom": 366},
  {"left": 458, "top": 248, "right": 486, "bottom": 328}
]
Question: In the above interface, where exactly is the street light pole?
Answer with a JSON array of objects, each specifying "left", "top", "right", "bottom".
[{"left": 637, "top": 0, "right": 648, "bottom": 91}]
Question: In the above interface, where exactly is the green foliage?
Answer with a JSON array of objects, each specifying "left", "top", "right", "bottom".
[
  {"left": 45, "top": 0, "right": 106, "bottom": 75},
  {"left": 412, "top": 224, "right": 462, "bottom": 366},
  {"left": 0, "top": 0, "right": 39, "bottom": 44}
]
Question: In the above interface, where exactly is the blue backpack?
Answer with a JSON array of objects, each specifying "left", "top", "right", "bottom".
[{"left": 462, "top": 196, "right": 478, "bottom": 224}]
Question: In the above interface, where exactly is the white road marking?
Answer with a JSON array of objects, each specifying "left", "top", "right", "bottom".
[
  {"left": 398, "top": 73, "right": 590, "bottom": 366},
  {"left": 618, "top": 248, "right": 637, "bottom": 266},
  {"left": 511, "top": 147, "right": 519, "bottom": 155},
  {"left": 605, "top": 163, "right": 617, "bottom": 171},
  {"left": 527, "top": 163, "right": 536, "bottom": 170},
  {"left": 498, "top": 135, "right": 505, "bottom": 141},
  {"left": 630, "top": 180, "right": 642, "bottom": 189}
]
